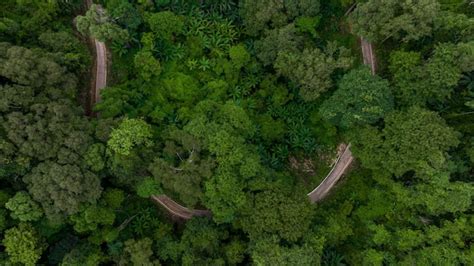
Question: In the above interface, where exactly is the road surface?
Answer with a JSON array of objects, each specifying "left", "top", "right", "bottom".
[
  {"left": 85, "top": 0, "right": 107, "bottom": 104},
  {"left": 361, "top": 38, "right": 376, "bottom": 74},
  {"left": 151, "top": 195, "right": 212, "bottom": 220},
  {"left": 307, "top": 144, "right": 354, "bottom": 203},
  {"left": 94, "top": 40, "right": 107, "bottom": 103}
]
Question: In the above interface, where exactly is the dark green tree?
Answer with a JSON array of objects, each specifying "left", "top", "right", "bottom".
[
  {"left": 23, "top": 161, "right": 102, "bottom": 217},
  {"left": 350, "top": 0, "right": 440, "bottom": 42}
]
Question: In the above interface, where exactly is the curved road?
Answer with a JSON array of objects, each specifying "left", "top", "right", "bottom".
[
  {"left": 151, "top": 195, "right": 212, "bottom": 220},
  {"left": 307, "top": 144, "right": 354, "bottom": 203},
  {"left": 306, "top": 28, "right": 376, "bottom": 203}
]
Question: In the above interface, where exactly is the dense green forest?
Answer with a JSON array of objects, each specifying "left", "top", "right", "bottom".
[{"left": 0, "top": 0, "right": 473, "bottom": 265}]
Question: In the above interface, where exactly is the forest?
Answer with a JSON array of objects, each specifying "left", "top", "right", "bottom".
[{"left": 0, "top": 0, "right": 473, "bottom": 265}]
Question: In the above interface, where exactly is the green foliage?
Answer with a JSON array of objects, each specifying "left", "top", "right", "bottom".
[
  {"left": 5, "top": 191, "right": 43, "bottom": 222},
  {"left": 0, "top": 43, "right": 76, "bottom": 95},
  {"left": 107, "top": 118, "right": 153, "bottom": 156},
  {"left": 136, "top": 177, "right": 162, "bottom": 198},
  {"left": 250, "top": 235, "right": 324, "bottom": 266},
  {"left": 185, "top": 10, "right": 239, "bottom": 52},
  {"left": 320, "top": 67, "right": 393, "bottom": 128},
  {"left": 295, "top": 16, "right": 321, "bottom": 38},
  {"left": 240, "top": 186, "right": 314, "bottom": 242},
  {"left": 146, "top": 11, "right": 184, "bottom": 40},
  {"left": 351, "top": 107, "right": 460, "bottom": 178},
  {"left": 275, "top": 42, "right": 352, "bottom": 101},
  {"left": 2, "top": 1, "right": 474, "bottom": 265},
  {"left": 134, "top": 49, "right": 161, "bottom": 81},
  {"left": 178, "top": 218, "right": 230, "bottom": 265},
  {"left": 84, "top": 143, "right": 106, "bottom": 172},
  {"left": 103, "top": 188, "right": 125, "bottom": 209},
  {"left": 76, "top": 4, "right": 129, "bottom": 44},
  {"left": 255, "top": 23, "right": 303, "bottom": 66},
  {"left": 123, "top": 238, "right": 159, "bottom": 265},
  {"left": 389, "top": 44, "right": 464, "bottom": 106},
  {"left": 239, "top": 0, "right": 320, "bottom": 36},
  {"left": 62, "top": 243, "right": 104, "bottom": 266},
  {"left": 229, "top": 44, "right": 250, "bottom": 69},
  {"left": 2, "top": 223, "right": 46, "bottom": 266},
  {"left": 106, "top": 0, "right": 142, "bottom": 33},
  {"left": 23, "top": 161, "right": 102, "bottom": 217},
  {"left": 350, "top": 0, "right": 440, "bottom": 42},
  {"left": 148, "top": 128, "right": 212, "bottom": 205},
  {"left": 70, "top": 205, "right": 115, "bottom": 233}
]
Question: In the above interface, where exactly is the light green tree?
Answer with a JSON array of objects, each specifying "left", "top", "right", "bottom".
[
  {"left": 5, "top": 191, "right": 43, "bottom": 222},
  {"left": 2, "top": 223, "right": 46, "bottom": 266},
  {"left": 134, "top": 49, "right": 161, "bottom": 81},
  {"left": 107, "top": 118, "right": 153, "bottom": 156}
]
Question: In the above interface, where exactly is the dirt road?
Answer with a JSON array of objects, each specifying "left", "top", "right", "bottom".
[
  {"left": 361, "top": 38, "right": 376, "bottom": 74},
  {"left": 94, "top": 40, "right": 107, "bottom": 103},
  {"left": 84, "top": 0, "right": 107, "bottom": 104},
  {"left": 151, "top": 195, "right": 212, "bottom": 220},
  {"left": 307, "top": 144, "right": 354, "bottom": 203}
]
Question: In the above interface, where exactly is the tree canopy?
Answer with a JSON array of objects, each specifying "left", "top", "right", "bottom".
[{"left": 0, "top": 0, "right": 472, "bottom": 265}]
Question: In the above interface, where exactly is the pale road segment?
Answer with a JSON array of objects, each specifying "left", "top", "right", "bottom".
[
  {"left": 307, "top": 144, "right": 354, "bottom": 203},
  {"left": 94, "top": 40, "right": 107, "bottom": 103},
  {"left": 151, "top": 195, "right": 212, "bottom": 220}
]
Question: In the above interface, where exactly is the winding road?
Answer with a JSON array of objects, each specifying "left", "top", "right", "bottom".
[
  {"left": 84, "top": 0, "right": 208, "bottom": 220},
  {"left": 84, "top": 0, "right": 376, "bottom": 215},
  {"left": 307, "top": 144, "right": 354, "bottom": 203},
  {"left": 306, "top": 18, "right": 377, "bottom": 203}
]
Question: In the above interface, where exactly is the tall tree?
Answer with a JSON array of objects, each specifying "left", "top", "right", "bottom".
[
  {"left": 23, "top": 161, "right": 102, "bottom": 217},
  {"left": 107, "top": 118, "right": 153, "bottom": 156},
  {"left": 320, "top": 67, "right": 393, "bottom": 128},
  {"left": 239, "top": 0, "right": 320, "bottom": 36},
  {"left": 5, "top": 191, "right": 43, "bottom": 222},
  {"left": 275, "top": 43, "right": 352, "bottom": 101},
  {"left": 350, "top": 107, "right": 460, "bottom": 178},
  {"left": 350, "top": 0, "right": 440, "bottom": 42},
  {"left": 2, "top": 223, "right": 46, "bottom": 266},
  {"left": 76, "top": 4, "right": 129, "bottom": 44}
]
